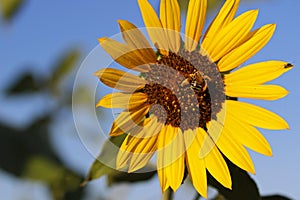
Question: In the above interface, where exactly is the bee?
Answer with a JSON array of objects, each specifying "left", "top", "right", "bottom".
[{"left": 180, "top": 70, "right": 208, "bottom": 92}]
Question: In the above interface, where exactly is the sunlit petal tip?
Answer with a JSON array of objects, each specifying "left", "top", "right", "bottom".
[
  {"left": 117, "top": 19, "right": 125, "bottom": 24},
  {"left": 95, "top": 99, "right": 103, "bottom": 108},
  {"left": 117, "top": 19, "right": 136, "bottom": 31},
  {"left": 266, "top": 149, "right": 273, "bottom": 157},
  {"left": 94, "top": 68, "right": 104, "bottom": 77},
  {"left": 267, "top": 23, "right": 276, "bottom": 35},
  {"left": 98, "top": 37, "right": 108, "bottom": 44}
]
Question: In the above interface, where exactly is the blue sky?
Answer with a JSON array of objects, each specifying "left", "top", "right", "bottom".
[{"left": 1, "top": 0, "right": 300, "bottom": 199}]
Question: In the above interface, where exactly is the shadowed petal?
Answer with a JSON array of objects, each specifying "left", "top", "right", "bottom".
[
  {"left": 118, "top": 20, "right": 157, "bottom": 63},
  {"left": 94, "top": 68, "right": 147, "bottom": 91},
  {"left": 98, "top": 37, "right": 151, "bottom": 72},
  {"left": 109, "top": 107, "right": 149, "bottom": 136},
  {"left": 116, "top": 118, "right": 160, "bottom": 171}
]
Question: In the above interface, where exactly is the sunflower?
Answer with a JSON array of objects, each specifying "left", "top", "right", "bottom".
[{"left": 95, "top": 0, "right": 292, "bottom": 197}]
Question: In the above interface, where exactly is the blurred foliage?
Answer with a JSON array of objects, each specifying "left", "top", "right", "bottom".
[
  {"left": 23, "top": 156, "right": 83, "bottom": 200},
  {"left": 0, "top": 47, "right": 85, "bottom": 200},
  {"left": 178, "top": 0, "right": 261, "bottom": 14},
  {"left": 0, "top": 0, "right": 23, "bottom": 21},
  {"left": 0, "top": 114, "right": 84, "bottom": 200},
  {"left": 50, "top": 49, "right": 81, "bottom": 95},
  {"left": 6, "top": 72, "right": 43, "bottom": 94},
  {"left": 179, "top": 0, "right": 223, "bottom": 13}
]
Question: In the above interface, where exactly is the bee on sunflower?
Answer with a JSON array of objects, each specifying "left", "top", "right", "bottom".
[{"left": 94, "top": 0, "right": 292, "bottom": 197}]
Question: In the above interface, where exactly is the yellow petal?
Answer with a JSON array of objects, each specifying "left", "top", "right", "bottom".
[
  {"left": 138, "top": 0, "right": 169, "bottom": 53},
  {"left": 160, "top": 0, "right": 181, "bottom": 52},
  {"left": 96, "top": 92, "right": 148, "bottom": 110},
  {"left": 202, "top": 0, "right": 240, "bottom": 49},
  {"left": 224, "top": 61, "right": 293, "bottom": 85},
  {"left": 184, "top": 129, "right": 207, "bottom": 198},
  {"left": 128, "top": 136, "right": 158, "bottom": 172},
  {"left": 199, "top": 122, "right": 220, "bottom": 158},
  {"left": 185, "top": 0, "right": 207, "bottom": 51},
  {"left": 225, "top": 100, "right": 289, "bottom": 130},
  {"left": 216, "top": 125, "right": 255, "bottom": 174},
  {"left": 95, "top": 68, "right": 147, "bottom": 91},
  {"left": 117, "top": 127, "right": 158, "bottom": 172},
  {"left": 223, "top": 115, "right": 272, "bottom": 156},
  {"left": 129, "top": 116, "right": 163, "bottom": 138},
  {"left": 218, "top": 24, "right": 276, "bottom": 72},
  {"left": 157, "top": 125, "right": 170, "bottom": 192},
  {"left": 157, "top": 125, "right": 185, "bottom": 192},
  {"left": 117, "top": 135, "right": 137, "bottom": 169},
  {"left": 110, "top": 107, "right": 149, "bottom": 136},
  {"left": 225, "top": 84, "right": 289, "bottom": 100},
  {"left": 98, "top": 37, "right": 151, "bottom": 72},
  {"left": 117, "top": 20, "right": 157, "bottom": 63},
  {"left": 203, "top": 10, "right": 258, "bottom": 61},
  {"left": 191, "top": 121, "right": 232, "bottom": 191},
  {"left": 205, "top": 146, "right": 232, "bottom": 189}
]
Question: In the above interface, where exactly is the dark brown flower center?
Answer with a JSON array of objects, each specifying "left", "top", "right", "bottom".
[{"left": 142, "top": 49, "right": 225, "bottom": 131}]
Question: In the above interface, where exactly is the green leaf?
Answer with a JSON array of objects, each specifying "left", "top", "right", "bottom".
[
  {"left": 50, "top": 49, "right": 80, "bottom": 95},
  {"left": 82, "top": 134, "right": 127, "bottom": 186},
  {"left": 107, "top": 163, "right": 156, "bottom": 186},
  {"left": 0, "top": 0, "right": 23, "bottom": 21}
]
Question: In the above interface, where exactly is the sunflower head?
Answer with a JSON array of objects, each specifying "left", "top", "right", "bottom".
[{"left": 95, "top": 0, "right": 292, "bottom": 197}]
